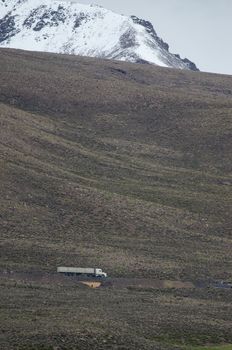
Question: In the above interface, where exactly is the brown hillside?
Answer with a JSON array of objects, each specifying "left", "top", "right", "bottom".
[{"left": 0, "top": 48, "right": 232, "bottom": 350}]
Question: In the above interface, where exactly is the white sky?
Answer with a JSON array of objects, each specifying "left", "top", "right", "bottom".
[{"left": 66, "top": 0, "right": 232, "bottom": 75}]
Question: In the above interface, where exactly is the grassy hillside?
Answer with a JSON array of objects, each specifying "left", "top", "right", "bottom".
[{"left": 0, "top": 48, "right": 232, "bottom": 349}]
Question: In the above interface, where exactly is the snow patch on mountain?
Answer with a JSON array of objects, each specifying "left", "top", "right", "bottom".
[{"left": 0, "top": 0, "right": 198, "bottom": 70}]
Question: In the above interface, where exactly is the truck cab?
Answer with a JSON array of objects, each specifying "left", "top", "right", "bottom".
[{"left": 95, "top": 268, "right": 107, "bottom": 278}]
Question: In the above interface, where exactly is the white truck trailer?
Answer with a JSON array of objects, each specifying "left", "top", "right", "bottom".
[{"left": 57, "top": 267, "right": 107, "bottom": 278}]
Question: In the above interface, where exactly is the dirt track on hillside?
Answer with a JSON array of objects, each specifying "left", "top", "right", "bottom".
[{"left": 0, "top": 271, "right": 197, "bottom": 289}]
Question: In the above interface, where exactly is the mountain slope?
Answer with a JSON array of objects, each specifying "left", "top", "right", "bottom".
[
  {"left": 0, "top": 0, "right": 198, "bottom": 70},
  {"left": 0, "top": 48, "right": 232, "bottom": 350},
  {"left": 0, "top": 47, "right": 231, "bottom": 276}
]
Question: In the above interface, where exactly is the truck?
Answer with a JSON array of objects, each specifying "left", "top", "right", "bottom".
[{"left": 57, "top": 267, "right": 107, "bottom": 278}]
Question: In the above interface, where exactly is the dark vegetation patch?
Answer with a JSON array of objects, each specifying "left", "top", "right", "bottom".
[{"left": 110, "top": 67, "right": 127, "bottom": 75}]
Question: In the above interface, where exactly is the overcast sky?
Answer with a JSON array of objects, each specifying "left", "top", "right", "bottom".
[{"left": 68, "top": 0, "right": 232, "bottom": 75}]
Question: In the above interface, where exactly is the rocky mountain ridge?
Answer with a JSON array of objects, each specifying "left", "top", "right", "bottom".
[{"left": 0, "top": 0, "right": 198, "bottom": 70}]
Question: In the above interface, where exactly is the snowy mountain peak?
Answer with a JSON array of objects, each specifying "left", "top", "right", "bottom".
[{"left": 0, "top": 0, "right": 199, "bottom": 70}]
